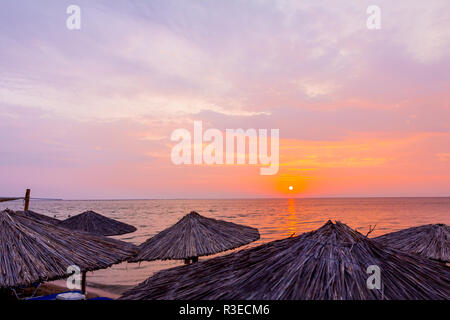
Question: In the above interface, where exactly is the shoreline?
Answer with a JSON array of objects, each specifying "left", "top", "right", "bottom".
[{"left": 37, "top": 280, "right": 124, "bottom": 300}]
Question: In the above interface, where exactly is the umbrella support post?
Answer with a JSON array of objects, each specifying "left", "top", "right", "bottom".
[
  {"left": 81, "top": 271, "right": 87, "bottom": 295},
  {"left": 24, "top": 189, "right": 30, "bottom": 211},
  {"left": 192, "top": 256, "right": 198, "bottom": 263}
]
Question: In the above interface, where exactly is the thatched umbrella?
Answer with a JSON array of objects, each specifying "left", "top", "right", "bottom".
[
  {"left": 0, "top": 209, "right": 137, "bottom": 294},
  {"left": 120, "top": 220, "right": 450, "bottom": 300},
  {"left": 16, "top": 210, "right": 60, "bottom": 225},
  {"left": 129, "top": 211, "right": 260, "bottom": 264},
  {"left": 58, "top": 210, "right": 137, "bottom": 236},
  {"left": 374, "top": 224, "right": 449, "bottom": 263}
]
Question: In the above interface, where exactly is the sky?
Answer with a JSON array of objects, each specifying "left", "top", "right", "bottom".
[{"left": 0, "top": 0, "right": 449, "bottom": 199}]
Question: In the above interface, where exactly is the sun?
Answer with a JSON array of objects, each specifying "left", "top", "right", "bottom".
[{"left": 272, "top": 174, "right": 310, "bottom": 195}]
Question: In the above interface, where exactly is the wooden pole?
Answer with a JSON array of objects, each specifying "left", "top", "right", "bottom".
[
  {"left": 81, "top": 271, "right": 87, "bottom": 295},
  {"left": 192, "top": 256, "right": 198, "bottom": 263},
  {"left": 24, "top": 189, "right": 30, "bottom": 211}
]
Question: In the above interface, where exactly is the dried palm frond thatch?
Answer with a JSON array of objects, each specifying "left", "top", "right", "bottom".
[
  {"left": 374, "top": 224, "right": 449, "bottom": 263},
  {"left": 16, "top": 210, "right": 60, "bottom": 225},
  {"left": 120, "top": 220, "right": 450, "bottom": 300},
  {"left": 129, "top": 211, "right": 260, "bottom": 263},
  {"left": 58, "top": 210, "right": 137, "bottom": 236},
  {"left": 0, "top": 209, "right": 137, "bottom": 289}
]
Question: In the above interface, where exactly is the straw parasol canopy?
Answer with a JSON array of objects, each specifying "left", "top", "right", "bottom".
[
  {"left": 0, "top": 209, "right": 137, "bottom": 289},
  {"left": 120, "top": 220, "right": 450, "bottom": 300},
  {"left": 374, "top": 224, "right": 449, "bottom": 263},
  {"left": 58, "top": 210, "right": 137, "bottom": 236},
  {"left": 129, "top": 211, "right": 260, "bottom": 263},
  {"left": 16, "top": 210, "right": 60, "bottom": 225}
]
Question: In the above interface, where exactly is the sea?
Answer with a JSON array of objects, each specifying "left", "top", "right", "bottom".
[{"left": 2, "top": 197, "right": 449, "bottom": 292}]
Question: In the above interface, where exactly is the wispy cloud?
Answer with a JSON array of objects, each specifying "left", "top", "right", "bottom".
[{"left": 1, "top": 1, "right": 449, "bottom": 198}]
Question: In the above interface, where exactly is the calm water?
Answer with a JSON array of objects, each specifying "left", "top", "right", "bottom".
[{"left": 2, "top": 198, "right": 450, "bottom": 291}]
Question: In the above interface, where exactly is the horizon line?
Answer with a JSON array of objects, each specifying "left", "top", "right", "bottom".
[{"left": 20, "top": 195, "right": 450, "bottom": 201}]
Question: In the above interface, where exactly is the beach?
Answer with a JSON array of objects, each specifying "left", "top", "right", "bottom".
[
  {"left": 26, "top": 281, "right": 120, "bottom": 299},
  {"left": 1, "top": 197, "right": 449, "bottom": 292},
  {"left": 47, "top": 280, "right": 122, "bottom": 299}
]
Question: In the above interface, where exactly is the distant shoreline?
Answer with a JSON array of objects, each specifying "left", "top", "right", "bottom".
[{"left": 13, "top": 196, "right": 450, "bottom": 201}]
